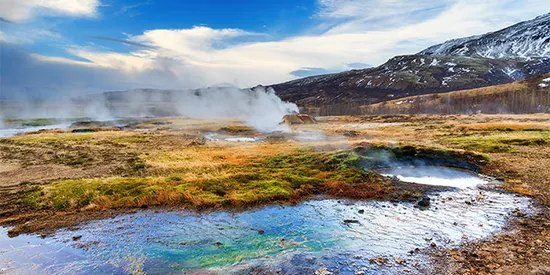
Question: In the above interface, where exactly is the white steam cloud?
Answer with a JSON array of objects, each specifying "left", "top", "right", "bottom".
[
  {"left": 173, "top": 86, "right": 298, "bottom": 132},
  {"left": 0, "top": 86, "right": 299, "bottom": 133}
]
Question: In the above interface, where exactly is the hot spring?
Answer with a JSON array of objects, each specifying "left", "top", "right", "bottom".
[{"left": 0, "top": 166, "right": 532, "bottom": 274}]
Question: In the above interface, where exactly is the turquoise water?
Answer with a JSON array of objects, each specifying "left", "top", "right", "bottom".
[{"left": 0, "top": 170, "right": 532, "bottom": 274}]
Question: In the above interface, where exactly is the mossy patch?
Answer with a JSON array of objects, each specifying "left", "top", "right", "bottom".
[
  {"left": 441, "top": 131, "right": 550, "bottom": 153},
  {"left": 27, "top": 150, "right": 392, "bottom": 211}
]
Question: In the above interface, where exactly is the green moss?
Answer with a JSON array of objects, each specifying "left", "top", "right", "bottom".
[
  {"left": 29, "top": 149, "right": 389, "bottom": 211},
  {"left": 442, "top": 132, "right": 550, "bottom": 153},
  {"left": 22, "top": 190, "right": 42, "bottom": 209}
]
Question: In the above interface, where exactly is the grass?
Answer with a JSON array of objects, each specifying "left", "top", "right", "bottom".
[
  {"left": 459, "top": 123, "right": 550, "bottom": 132},
  {"left": 9, "top": 133, "right": 96, "bottom": 144},
  {"left": 441, "top": 131, "right": 550, "bottom": 153},
  {"left": 28, "top": 150, "right": 393, "bottom": 211},
  {"left": 25, "top": 140, "right": 492, "bottom": 212}
]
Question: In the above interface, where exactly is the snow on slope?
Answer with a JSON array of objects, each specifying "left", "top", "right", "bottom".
[{"left": 421, "top": 13, "right": 550, "bottom": 59}]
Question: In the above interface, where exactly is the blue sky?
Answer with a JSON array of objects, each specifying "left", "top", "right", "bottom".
[{"left": 1, "top": 0, "right": 550, "bottom": 99}]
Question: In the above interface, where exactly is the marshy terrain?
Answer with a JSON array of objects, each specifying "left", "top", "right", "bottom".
[{"left": 0, "top": 114, "right": 549, "bottom": 274}]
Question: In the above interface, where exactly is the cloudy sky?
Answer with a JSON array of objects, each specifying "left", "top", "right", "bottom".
[{"left": 1, "top": 0, "right": 549, "bottom": 99}]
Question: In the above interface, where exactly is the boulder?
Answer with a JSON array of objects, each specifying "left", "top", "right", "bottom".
[{"left": 281, "top": 114, "right": 317, "bottom": 125}]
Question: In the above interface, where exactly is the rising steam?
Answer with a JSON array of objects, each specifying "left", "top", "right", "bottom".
[
  {"left": 0, "top": 85, "right": 299, "bottom": 133},
  {"left": 172, "top": 85, "right": 299, "bottom": 132}
]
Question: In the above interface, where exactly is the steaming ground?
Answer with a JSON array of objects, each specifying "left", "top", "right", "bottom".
[{"left": 0, "top": 86, "right": 298, "bottom": 133}]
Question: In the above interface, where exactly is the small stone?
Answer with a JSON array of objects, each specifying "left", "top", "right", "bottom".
[
  {"left": 315, "top": 267, "right": 332, "bottom": 275},
  {"left": 344, "top": 219, "right": 360, "bottom": 224},
  {"left": 369, "top": 256, "right": 389, "bottom": 266},
  {"left": 358, "top": 209, "right": 365, "bottom": 214},
  {"left": 72, "top": 235, "right": 82, "bottom": 241},
  {"left": 393, "top": 255, "right": 406, "bottom": 265},
  {"left": 417, "top": 197, "right": 431, "bottom": 207},
  {"left": 258, "top": 230, "right": 265, "bottom": 235},
  {"left": 430, "top": 243, "right": 437, "bottom": 248},
  {"left": 215, "top": 242, "right": 223, "bottom": 247},
  {"left": 476, "top": 192, "right": 485, "bottom": 201}
]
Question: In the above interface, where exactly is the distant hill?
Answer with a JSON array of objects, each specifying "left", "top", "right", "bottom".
[
  {"left": 270, "top": 13, "right": 550, "bottom": 108},
  {"left": 359, "top": 74, "right": 550, "bottom": 115}
]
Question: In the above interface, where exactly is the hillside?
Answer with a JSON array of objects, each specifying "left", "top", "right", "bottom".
[
  {"left": 271, "top": 13, "right": 550, "bottom": 107},
  {"left": 360, "top": 74, "right": 550, "bottom": 114},
  {"left": 420, "top": 13, "right": 550, "bottom": 59},
  {"left": 272, "top": 55, "right": 549, "bottom": 106}
]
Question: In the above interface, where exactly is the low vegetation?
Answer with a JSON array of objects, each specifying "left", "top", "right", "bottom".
[
  {"left": 26, "top": 150, "right": 392, "bottom": 211},
  {"left": 441, "top": 131, "right": 550, "bottom": 153}
]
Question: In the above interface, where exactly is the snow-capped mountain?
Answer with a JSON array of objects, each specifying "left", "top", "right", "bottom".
[
  {"left": 271, "top": 13, "right": 550, "bottom": 106},
  {"left": 420, "top": 13, "right": 550, "bottom": 59},
  {"left": 271, "top": 55, "right": 549, "bottom": 106}
]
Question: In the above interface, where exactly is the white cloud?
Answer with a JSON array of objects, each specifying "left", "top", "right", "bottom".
[
  {"left": 2, "top": 0, "right": 550, "bottom": 97},
  {"left": 63, "top": 0, "right": 550, "bottom": 88},
  {"left": 318, "top": 0, "right": 453, "bottom": 20},
  {"left": 0, "top": 0, "right": 100, "bottom": 22}
]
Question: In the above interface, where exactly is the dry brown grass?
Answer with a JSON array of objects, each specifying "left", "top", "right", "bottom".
[{"left": 459, "top": 122, "right": 550, "bottom": 131}]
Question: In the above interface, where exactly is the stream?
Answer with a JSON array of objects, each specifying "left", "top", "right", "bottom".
[{"left": 0, "top": 167, "right": 533, "bottom": 274}]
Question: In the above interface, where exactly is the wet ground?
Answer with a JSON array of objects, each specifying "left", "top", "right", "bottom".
[
  {"left": 0, "top": 123, "right": 71, "bottom": 137},
  {"left": 0, "top": 168, "right": 532, "bottom": 274}
]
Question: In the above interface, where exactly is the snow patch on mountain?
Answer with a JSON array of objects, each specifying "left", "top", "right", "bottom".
[{"left": 421, "top": 13, "right": 550, "bottom": 60}]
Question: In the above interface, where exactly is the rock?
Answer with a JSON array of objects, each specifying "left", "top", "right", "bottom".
[
  {"left": 72, "top": 235, "right": 82, "bottom": 241},
  {"left": 417, "top": 197, "right": 431, "bottom": 207},
  {"left": 369, "top": 256, "right": 389, "bottom": 266},
  {"left": 476, "top": 192, "right": 485, "bottom": 201},
  {"left": 393, "top": 255, "right": 406, "bottom": 265},
  {"left": 344, "top": 219, "right": 360, "bottom": 224},
  {"left": 258, "top": 230, "right": 265, "bottom": 235},
  {"left": 215, "top": 242, "right": 223, "bottom": 247},
  {"left": 512, "top": 208, "right": 526, "bottom": 217},
  {"left": 315, "top": 267, "right": 332, "bottom": 275},
  {"left": 358, "top": 209, "right": 365, "bottom": 214},
  {"left": 430, "top": 243, "right": 437, "bottom": 248}
]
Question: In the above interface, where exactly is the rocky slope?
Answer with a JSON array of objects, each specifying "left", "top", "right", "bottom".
[
  {"left": 271, "top": 13, "right": 550, "bottom": 106},
  {"left": 420, "top": 13, "right": 550, "bottom": 59}
]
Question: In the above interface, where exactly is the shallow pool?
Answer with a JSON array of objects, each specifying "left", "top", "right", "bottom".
[
  {"left": 0, "top": 168, "right": 532, "bottom": 274},
  {"left": 0, "top": 124, "right": 71, "bottom": 137}
]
